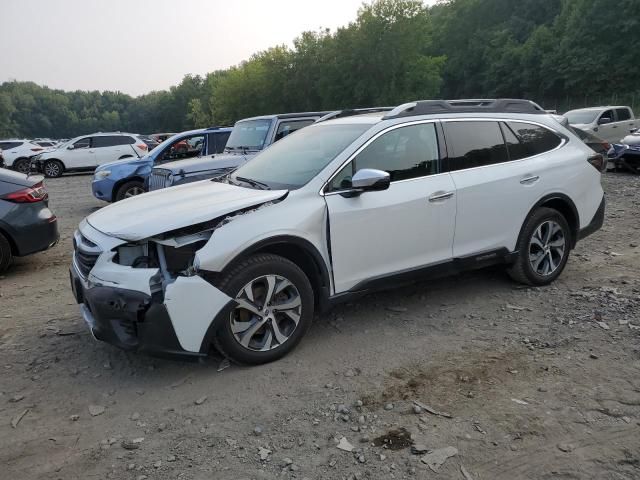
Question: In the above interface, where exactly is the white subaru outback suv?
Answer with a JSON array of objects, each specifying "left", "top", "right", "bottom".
[{"left": 70, "top": 99, "right": 605, "bottom": 365}]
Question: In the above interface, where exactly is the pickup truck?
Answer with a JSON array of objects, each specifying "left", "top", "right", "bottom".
[
  {"left": 564, "top": 105, "right": 639, "bottom": 143},
  {"left": 147, "top": 111, "right": 328, "bottom": 191}
]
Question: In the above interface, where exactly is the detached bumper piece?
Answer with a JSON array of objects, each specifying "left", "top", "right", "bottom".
[{"left": 73, "top": 276, "right": 206, "bottom": 360}]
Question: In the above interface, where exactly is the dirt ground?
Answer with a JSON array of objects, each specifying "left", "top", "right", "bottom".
[{"left": 1, "top": 172, "right": 639, "bottom": 480}]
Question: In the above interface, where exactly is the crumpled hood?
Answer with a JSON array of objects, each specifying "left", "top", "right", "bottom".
[
  {"left": 87, "top": 180, "right": 287, "bottom": 241},
  {"left": 160, "top": 152, "right": 255, "bottom": 174}
]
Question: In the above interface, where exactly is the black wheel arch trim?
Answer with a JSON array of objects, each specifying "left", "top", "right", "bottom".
[{"left": 519, "top": 193, "right": 581, "bottom": 249}]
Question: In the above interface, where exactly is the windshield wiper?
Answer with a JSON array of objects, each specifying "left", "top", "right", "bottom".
[{"left": 235, "top": 176, "right": 270, "bottom": 190}]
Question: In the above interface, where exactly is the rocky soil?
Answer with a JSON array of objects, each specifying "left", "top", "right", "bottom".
[{"left": 1, "top": 172, "right": 639, "bottom": 480}]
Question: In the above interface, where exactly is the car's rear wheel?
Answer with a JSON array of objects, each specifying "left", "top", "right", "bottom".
[
  {"left": 508, "top": 207, "right": 571, "bottom": 286},
  {"left": 213, "top": 254, "right": 314, "bottom": 365},
  {"left": 43, "top": 160, "right": 64, "bottom": 178},
  {"left": 0, "top": 232, "right": 12, "bottom": 273},
  {"left": 13, "top": 158, "right": 30, "bottom": 174},
  {"left": 115, "top": 181, "right": 145, "bottom": 201}
]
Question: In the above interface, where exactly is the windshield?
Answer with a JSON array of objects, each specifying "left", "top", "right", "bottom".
[
  {"left": 230, "top": 123, "right": 371, "bottom": 189},
  {"left": 565, "top": 110, "right": 599, "bottom": 125},
  {"left": 226, "top": 119, "right": 271, "bottom": 150}
]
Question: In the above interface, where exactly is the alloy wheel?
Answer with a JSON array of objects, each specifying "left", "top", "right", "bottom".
[
  {"left": 124, "top": 186, "right": 145, "bottom": 198},
  {"left": 230, "top": 274, "right": 302, "bottom": 352},
  {"left": 15, "top": 161, "right": 30, "bottom": 174},
  {"left": 528, "top": 220, "right": 566, "bottom": 276},
  {"left": 45, "top": 162, "right": 60, "bottom": 177}
]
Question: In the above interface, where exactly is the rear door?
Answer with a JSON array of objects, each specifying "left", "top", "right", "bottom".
[
  {"left": 615, "top": 107, "right": 637, "bottom": 138},
  {"left": 443, "top": 120, "right": 564, "bottom": 257}
]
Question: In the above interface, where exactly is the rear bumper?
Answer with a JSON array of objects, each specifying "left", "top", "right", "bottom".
[
  {"left": 577, "top": 196, "right": 605, "bottom": 242},
  {"left": 6, "top": 204, "right": 59, "bottom": 257}
]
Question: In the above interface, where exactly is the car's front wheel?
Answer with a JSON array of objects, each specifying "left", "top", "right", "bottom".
[
  {"left": 508, "top": 207, "right": 571, "bottom": 286},
  {"left": 43, "top": 160, "right": 64, "bottom": 178},
  {"left": 213, "top": 254, "right": 314, "bottom": 365},
  {"left": 115, "top": 181, "right": 145, "bottom": 201}
]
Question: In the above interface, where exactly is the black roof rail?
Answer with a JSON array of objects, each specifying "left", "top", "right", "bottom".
[
  {"left": 382, "top": 99, "right": 545, "bottom": 120},
  {"left": 316, "top": 107, "right": 394, "bottom": 123}
]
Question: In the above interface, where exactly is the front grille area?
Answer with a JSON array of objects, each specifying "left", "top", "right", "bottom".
[
  {"left": 148, "top": 169, "right": 172, "bottom": 191},
  {"left": 75, "top": 250, "right": 99, "bottom": 277}
]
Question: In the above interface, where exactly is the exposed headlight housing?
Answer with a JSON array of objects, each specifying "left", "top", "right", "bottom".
[{"left": 95, "top": 170, "right": 111, "bottom": 180}]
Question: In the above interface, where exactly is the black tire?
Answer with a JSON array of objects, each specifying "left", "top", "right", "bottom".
[
  {"left": 213, "top": 254, "right": 315, "bottom": 365},
  {"left": 508, "top": 207, "right": 571, "bottom": 286},
  {"left": 0, "top": 232, "right": 12, "bottom": 273},
  {"left": 115, "top": 181, "right": 145, "bottom": 202},
  {"left": 43, "top": 159, "right": 64, "bottom": 178},
  {"left": 13, "top": 158, "right": 30, "bottom": 174}
]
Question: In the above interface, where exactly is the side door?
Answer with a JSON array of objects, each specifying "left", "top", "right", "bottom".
[
  {"left": 615, "top": 107, "right": 637, "bottom": 138},
  {"left": 595, "top": 109, "right": 617, "bottom": 142},
  {"left": 272, "top": 119, "right": 315, "bottom": 144},
  {"left": 324, "top": 122, "right": 457, "bottom": 293},
  {"left": 444, "top": 120, "right": 564, "bottom": 258},
  {"left": 65, "top": 136, "right": 94, "bottom": 168}
]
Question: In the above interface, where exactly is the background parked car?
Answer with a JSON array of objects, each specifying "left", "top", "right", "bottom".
[
  {"left": 564, "top": 106, "right": 638, "bottom": 143},
  {"left": 34, "top": 132, "right": 149, "bottom": 178},
  {"left": 148, "top": 111, "right": 327, "bottom": 191},
  {"left": 138, "top": 135, "right": 160, "bottom": 151},
  {"left": 92, "top": 126, "right": 232, "bottom": 202},
  {"left": 0, "top": 169, "right": 58, "bottom": 272},
  {"left": 149, "top": 133, "right": 176, "bottom": 144},
  {"left": 0, "top": 140, "right": 47, "bottom": 173}
]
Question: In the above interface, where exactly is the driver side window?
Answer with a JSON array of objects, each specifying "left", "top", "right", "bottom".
[
  {"left": 157, "top": 135, "right": 205, "bottom": 164},
  {"left": 73, "top": 137, "right": 91, "bottom": 149},
  {"left": 327, "top": 123, "right": 439, "bottom": 192}
]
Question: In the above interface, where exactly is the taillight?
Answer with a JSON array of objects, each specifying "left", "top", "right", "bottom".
[
  {"left": 136, "top": 143, "right": 148, "bottom": 151},
  {"left": 587, "top": 153, "right": 606, "bottom": 172},
  {"left": 2, "top": 181, "right": 48, "bottom": 203}
]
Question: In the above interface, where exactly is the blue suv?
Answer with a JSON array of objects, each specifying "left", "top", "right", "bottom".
[{"left": 92, "top": 127, "right": 232, "bottom": 202}]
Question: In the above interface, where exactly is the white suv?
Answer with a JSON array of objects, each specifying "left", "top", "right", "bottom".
[
  {"left": 70, "top": 99, "right": 605, "bottom": 365},
  {"left": 36, "top": 133, "right": 148, "bottom": 177},
  {"left": 0, "top": 140, "right": 48, "bottom": 173}
]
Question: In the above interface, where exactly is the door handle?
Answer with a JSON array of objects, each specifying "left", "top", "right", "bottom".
[
  {"left": 520, "top": 175, "right": 540, "bottom": 185},
  {"left": 428, "top": 191, "right": 454, "bottom": 202}
]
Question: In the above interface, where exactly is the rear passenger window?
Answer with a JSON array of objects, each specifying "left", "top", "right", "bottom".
[
  {"left": 443, "top": 121, "right": 509, "bottom": 171},
  {"left": 327, "top": 123, "right": 439, "bottom": 191},
  {"left": 503, "top": 122, "right": 562, "bottom": 159},
  {"left": 616, "top": 108, "right": 631, "bottom": 121}
]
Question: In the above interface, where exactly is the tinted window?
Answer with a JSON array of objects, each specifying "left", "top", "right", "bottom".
[
  {"left": 274, "top": 119, "right": 315, "bottom": 142},
  {"left": 73, "top": 137, "right": 91, "bottom": 149},
  {"left": 93, "top": 135, "right": 136, "bottom": 148},
  {"left": 0, "top": 142, "right": 23, "bottom": 150},
  {"left": 616, "top": 108, "right": 631, "bottom": 121},
  {"left": 328, "top": 123, "right": 439, "bottom": 191},
  {"left": 600, "top": 109, "right": 615, "bottom": 123},
  {"left": 444, "top": 121, "right": 509, "bottom": 171},
  {"left": 207, "top": 131, "right": 230, "bottom": 154},
  {"left": 503, "top": 122, "right": 563, "bottom": 159}
]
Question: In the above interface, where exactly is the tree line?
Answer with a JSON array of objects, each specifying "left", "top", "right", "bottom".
[{"left": 1, "top": 0, "right": 637, "bottom": 139}]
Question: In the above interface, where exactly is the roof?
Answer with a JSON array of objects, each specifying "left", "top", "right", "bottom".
[{"left": 566, "top": 106, "right": 631, "bottom": 112}]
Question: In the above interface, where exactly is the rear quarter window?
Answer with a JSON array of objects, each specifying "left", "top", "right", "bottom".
[{"left": 503, "top": 122, "right": 563, "bottom": 160}]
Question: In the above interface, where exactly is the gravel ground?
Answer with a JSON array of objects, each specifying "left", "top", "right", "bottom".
[{"left": 1, "top": 172, "right": 639, "bottom": 480}]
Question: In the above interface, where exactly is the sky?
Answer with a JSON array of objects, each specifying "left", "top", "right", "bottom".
[{"left": 0, "top": 0, "right": 436, "bottom": 97}]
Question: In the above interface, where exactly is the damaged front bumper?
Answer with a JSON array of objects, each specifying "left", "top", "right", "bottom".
[{"left": 70, "top": 222, "right": 234, "bottom": 360}]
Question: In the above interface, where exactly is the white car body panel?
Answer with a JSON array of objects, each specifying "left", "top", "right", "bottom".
[
  {"left": 0, "top": 141, "right": 40, "bottom": 167},
  {"left": 566, "top": 106, "right": 638, "bottom": 143},
  {"left": 325, "top": 174, "right": 457, "bottom": 293},
  {"left": 164, "top": 276, "right": 232, "bottom": 352},
  {"left": 87, "top": 181, "right": 287, "bottom": 241}
]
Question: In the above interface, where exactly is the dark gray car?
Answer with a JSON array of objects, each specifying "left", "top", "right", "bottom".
[
  {"left": 0, "top": 169, "right": 59, "bottom": 272},
  {"left": 147, "top": 112, "right": 329, "bottom": 191}
]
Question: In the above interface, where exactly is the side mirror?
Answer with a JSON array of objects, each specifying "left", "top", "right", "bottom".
[
  {"left": 351, "top": 168, "right": 390, "bottom": 192},
  {"left": 598, "top": 117, "right": 612, "bottom": 125},
  {"left": 67, "top": 145, "right": 74, "bottom": 150},
  {"left": 631, "top": 128, "right": 639, "bottom": 134}
]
